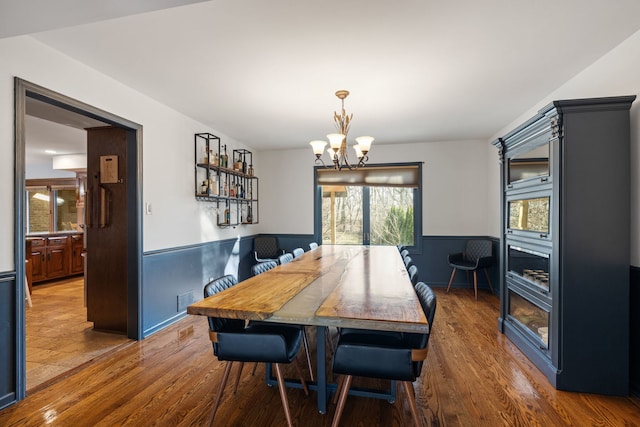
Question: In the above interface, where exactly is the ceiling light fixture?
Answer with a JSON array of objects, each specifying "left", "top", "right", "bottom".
[{"left": 309, "top": 90, "right": 373, "bottom": 170}]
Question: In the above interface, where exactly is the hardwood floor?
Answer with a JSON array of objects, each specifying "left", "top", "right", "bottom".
[
  {"left": 2, "top": 286, "right": 639, "bottom": 426},
  {"left": 25, "top": 277, "right": 131, "bottom": 392}
]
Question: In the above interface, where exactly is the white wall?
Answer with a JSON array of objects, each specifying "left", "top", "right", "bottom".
[
  {"left": 490, "top": 29, "right": 640, "bottom": 265},
  {"left": 3, "top": 27, "right": 640, "bottom": 271},
  {"left": 0, "top": 35, "right": 257, "bottom": 271},
  {"left": 259, "top": 139, "right": 491, "bottom": 236}
]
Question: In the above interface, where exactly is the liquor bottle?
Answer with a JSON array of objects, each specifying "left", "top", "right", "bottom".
[
  {"left": 221, "top": 145, "right": 228, "bottom": 168},
  {"left": 246, "top": 206, "right": 253, "bottom": 224},
  {"left": 239, "top": 185, "right": 245, "bottom": 199},
  {"left": 213, "top": 152, "right": 219, "bottom": 167},
  {"left": 201, "top": 180, "right": 208, "bottom": 195},
  {"left": 210, "top": 175, "right": 218, "bottom": 195},
  {"left": 224, "top": 207, "right": 230, "bottom": 224},
  {"left": 248, "top": 164, "right": 254, "bottom": 177},
  {"left": 223, "top": 177, "right": 229, "bottom": 197},
  {"left": 242, "top": 154, "right": 247, "bottom": 174}
]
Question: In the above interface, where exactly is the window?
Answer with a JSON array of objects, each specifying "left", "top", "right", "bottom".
[
  {"left": 314, "top": 163, "right": 422, "bottom": 249},
  {"left": 26, "top": 179, "right": 83, "bottom": 234}
]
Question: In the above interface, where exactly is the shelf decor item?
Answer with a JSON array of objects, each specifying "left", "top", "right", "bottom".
[{"left": 194, "top": 133, "right": 258, "bottom": 227}]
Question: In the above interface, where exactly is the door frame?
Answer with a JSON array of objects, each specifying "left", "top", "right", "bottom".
[{"left": 13, "top": 78, "right": 143, "bottom": 401}]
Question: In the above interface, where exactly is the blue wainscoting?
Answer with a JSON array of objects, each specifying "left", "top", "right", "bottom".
[
  {"left": 0, "top": 273, "right": 17, "bottom": 409},
  {"left": 403, "top": 236, "right": 499, "bottom": 291},
  {"left": 141, "top": 235, "right": 255, "bottom": 337}
]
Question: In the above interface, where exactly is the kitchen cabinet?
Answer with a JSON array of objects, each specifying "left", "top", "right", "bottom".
[{"left": 26, "top": 233, "right": 84, "bottom": 283}]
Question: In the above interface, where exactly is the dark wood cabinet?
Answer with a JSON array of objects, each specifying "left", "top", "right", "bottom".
[
  {"left": 28, "top": 237, "right": 46, "bottom": 282},
  {"left": 45, "top": 236, "right": 69, "bottom": 279},
  {"left": 27, "top": 233, "right": 83, "bottom": 283},
  {"left": 493, "top": 96, "right": 635, "bottom": 396},
  {"left": 70, "top": 234, "right": 84, "bottom": 274}
]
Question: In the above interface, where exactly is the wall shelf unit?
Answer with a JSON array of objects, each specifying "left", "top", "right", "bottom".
[
  {"left": 194, "top": 133, "right": 258, "bottom": 227},
  {"left": 493, "top": 96, "right": 635, "bottom": 396}
]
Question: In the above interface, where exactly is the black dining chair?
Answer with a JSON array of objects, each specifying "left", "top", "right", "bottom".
[
  {"left": 251, "top": 260, "right": 278, "bottom": 276},
  {"left": 278, "top": 253, "right": 294, "bottom": 265},
  {"left": 446, "top": 239, "right": 495, "bottom": 299},
  {"left": 408, "top": 264, "right": 419, "bottom": 286},
  {"left": 254, "top": 235, "right": 285, "bottom": 263},
  {"left": 249, "top": 259, "right": 314, "bottom": 381},
  {"left": 292, "top": 247, "right": 305, "bottom": 258},
  {"left": 403, "top": 256, "right": 414, "bottom": 270},
  {"left": 202, "top": 274, "right": 309, "bottom": 427},
  {"left": 331, "top": 282, "right": 437, "bottom": 427}
]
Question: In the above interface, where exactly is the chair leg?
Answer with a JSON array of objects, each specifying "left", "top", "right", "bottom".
[
  {"left": 273, "top": 363, "right": 294, "bottom": 427},
  {"left": 251, "top": 362, "right": 259, "bottom": 376},
  {"left": 302, "top": 327, "right": 314, "bottom": 381},
  {"left": 473, "top": 271, "right": 478, "bottom": 300},
  {"left": 401, "top": 381, "right": 422, "bottom": 427},
  {"left": 446, "top": 268, "right": 456, "bottom": 292},
  {"left": 292, "top": 358, "right": 310, "bottom": 395},
  {"left": 484, "top": 268, "right": 495, "bottom": 295},
  {"left": 331, "top": 375, "right": 353, "bottom": 427},
  {"left": 333, "top": 375, "right": 345, "bottom": 404},
  {"left": 233, "top": 362, "right": 244, "bottom": 394},
  {"left": 209, "top": 361, "right": 233, "bottom": 427}
]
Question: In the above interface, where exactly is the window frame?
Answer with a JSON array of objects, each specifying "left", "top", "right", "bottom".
[{"left": 313, "top": 162, "right": 422, "bottom": 253}]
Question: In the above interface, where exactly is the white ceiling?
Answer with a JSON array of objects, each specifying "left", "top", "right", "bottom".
[{"left": 7, "top": 0, "right": 640, "bottom": 151}]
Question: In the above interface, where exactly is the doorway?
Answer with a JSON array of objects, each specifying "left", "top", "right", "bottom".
[{"left": 14, "top": 78, "right": 142, "bottom": 399}]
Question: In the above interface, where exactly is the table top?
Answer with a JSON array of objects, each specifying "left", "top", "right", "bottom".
[{"left": 187, "top": 245, "right": 428, "bottom": 333}]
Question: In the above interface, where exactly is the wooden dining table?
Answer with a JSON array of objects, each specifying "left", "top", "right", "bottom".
[{"left": 187, "top": 244, "right": 429, "bottom": 414}]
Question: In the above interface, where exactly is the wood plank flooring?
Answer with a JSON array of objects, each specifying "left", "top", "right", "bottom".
[
  {"left": 2, "top": 286, "right": 639, "bottom": 426},
  {"left": 25, "top": 277, "right": 131, "bottom": 392}
]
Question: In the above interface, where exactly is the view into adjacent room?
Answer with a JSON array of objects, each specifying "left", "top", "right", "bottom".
[{"left": 23, "top": 98, "right": 130, "bottom": 392}]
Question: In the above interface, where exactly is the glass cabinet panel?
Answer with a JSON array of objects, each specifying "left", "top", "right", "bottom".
[
  {"left": 508, "top": 290, "right": 549, "bottom": 347},
  {"left": 507, "top": 245, "right": 550, "bottom": 291},
  {"left": 508, "top": 196, "right": 549, "bottom": 233},
  {"left": 508, "top": 143, "right": 549, "bottom": 184}
]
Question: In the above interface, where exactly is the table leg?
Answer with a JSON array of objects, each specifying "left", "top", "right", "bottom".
[{"left": 317, "top": 325, "right": 327, "bottom": 414}]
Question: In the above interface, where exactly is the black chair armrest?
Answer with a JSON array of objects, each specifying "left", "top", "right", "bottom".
[
  {"left": 255, "top": 251, "right": 278, "bottom": 263},
  {"left": 476, "top": 255, "right": 494, "bottom": 269},
  {"left": 448, "top": 252, "right": 464, "bottom": 264}
]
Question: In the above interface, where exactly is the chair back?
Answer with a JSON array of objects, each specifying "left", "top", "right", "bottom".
[
  {"left": 254, "top": 236, "right": 281, "bottom": 259},
  {"left": 309, "top": 242, "right": 319, "bottom": 250},
  {"left": 403, "top": 256, "right": 413, "bottom": 269},
  {"left": 278, "top": 253, "right": 294, "bottom": 265},
  {"left": 251, "top": 261, "right": 277, "bottom": 276},
  {"left": 465, "top": 239, "right": 492, "bottom": 262},
  {"left": 400, "top": 249, "right": 410, "bottom": 259},
  {"left": 292, "top": 247, "right": 305, "bottom": 258},
  {"left": 408, "top": 264, "right": 419, "bottom": 286},
  {"left": 411, "top": 282, "right": 437, "bottom": 376},
  {"left": 203, "top": 275, "right": 245, "bottom": 353}
]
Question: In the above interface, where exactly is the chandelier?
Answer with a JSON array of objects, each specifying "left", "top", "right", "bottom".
[{"left": 309, "top": 90, "right": 374, "bottom": 170}]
